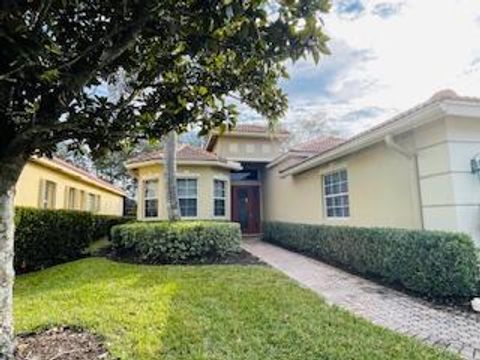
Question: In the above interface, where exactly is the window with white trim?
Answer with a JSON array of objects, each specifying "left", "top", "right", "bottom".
[
  {"left": 177, "top": 178, "right": 197, "bottom": 217},
  {"left": 143, "top": 179, "right": 159, "bottom": 218},
  {"left": 323, "top": 169, "right": 350, "bottom": 218},
  {"left": 42, "top": 180, "right": 57, "bottom": 209},
  {"left": 87, "top": 193, "right": 97, "bottom": 212},
  {"left": 213, "top": 179, "right": 227, "bottom": 217},
  {"left": 67, "top": 187, "right": 77, "bottom": 210}
]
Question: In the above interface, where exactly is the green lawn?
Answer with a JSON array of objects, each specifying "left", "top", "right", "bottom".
[{"left": 14, "top": 258, "right": 456, "bottom": 360}]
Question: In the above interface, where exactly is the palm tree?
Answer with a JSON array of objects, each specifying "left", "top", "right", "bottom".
[{"left": 164, "top": 130, "right": 181, "bottom": 221}]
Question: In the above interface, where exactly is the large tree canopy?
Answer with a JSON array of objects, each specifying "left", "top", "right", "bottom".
[
  {"left": 0, "top": 1, "right": 330, "bottom": 356},
  {"left": 1, "top": 0, "right": 330, "bottom": 186}
]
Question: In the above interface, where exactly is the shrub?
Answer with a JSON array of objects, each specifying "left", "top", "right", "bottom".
[
  {"left": 92, "top": 214, "right": 132, "bottom": 240},
  {"left": 263, "top": 221, "right": 480, "bottom": 300},
  {"left": 111, "top": 221, "right": 242, "bottom": 264},
  {"left": 14, "top": 207, "right": 129, "bottom": 272}
]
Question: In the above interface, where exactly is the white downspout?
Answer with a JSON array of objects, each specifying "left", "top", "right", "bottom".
[{"left": 384, "top": 135, "right": 425, "bottom": 229}]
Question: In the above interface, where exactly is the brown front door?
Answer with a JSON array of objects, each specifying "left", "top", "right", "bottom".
[{"left": 231, "top": 186, "right": 260, "bottom": 234}]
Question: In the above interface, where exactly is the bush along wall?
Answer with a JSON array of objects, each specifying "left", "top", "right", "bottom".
[
  {"left": 263, "top": 221, "right": 480, "bottom": 300},
  {"left": 15, "top": 207, "right": 129, "bottom": 272},
  {"left": 111, "top": 221, "right": 242, "bottom": 264}
]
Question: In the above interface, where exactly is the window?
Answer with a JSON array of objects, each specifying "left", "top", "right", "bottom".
[
  {"left": 79, "top": 190, "right": 86, "bottom": 210},
  {"left": 144, "top": 179, "right": 159, "bottom": 218},
  {"left": 177, "top": 178, "right": 197, "bottom": 217},
  {"left": 87, "top": 193, "right": 97, "bottom": 212},
  {"left": 245, "top": 143, "right": 255, "bottom": 153},
  {"left": 213, "top": 179, "right": 227, "bottom": 217},
  {"left": 67, "top": 187, "right": 77, "bottom": 210},
  {"left": 229, "top": 143, "right": 238, "bottom": 153},
  {"left": 323, "top": 169, "right": 350, "bottom": 218},
  {"left": 42, "top": 180, "right": 57, "bottom": 209},
  {"left": 95, "top": 195, "right": 101, "bottom": 213}
]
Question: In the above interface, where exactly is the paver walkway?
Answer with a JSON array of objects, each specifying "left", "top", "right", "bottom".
[{"left": 243, "top": 240, "right": 480, "bottom": 359}]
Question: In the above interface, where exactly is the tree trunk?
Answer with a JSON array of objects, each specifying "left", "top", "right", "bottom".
[
  {"left": 0, "top": 155, "right": 26, "bottom": 359},
  {"left": 164, "top": 131, "right": 181, "bottom": 221}
]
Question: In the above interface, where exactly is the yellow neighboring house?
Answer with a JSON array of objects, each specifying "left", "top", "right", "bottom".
[{"left": 15, "top": 157, "right": 126, "bottom": 216}]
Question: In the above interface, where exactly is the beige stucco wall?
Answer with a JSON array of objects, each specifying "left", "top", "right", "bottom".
[
  {"left": 214, "top": 135, "right": 285, "bottom": 162},
  {"left": 263, "top": 139, "right": 423, "bottom": 229},
  {"left": 415, "top": 116, "right": 480, "bottom": 245},
  {"left": 15, "top": 160, "right": 124, "bottom": 216},
  {"left": 136, "top": 164, "right": 231, "bottom": 221}
]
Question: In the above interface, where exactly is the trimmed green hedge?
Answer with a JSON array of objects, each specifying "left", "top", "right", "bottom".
[
  {"left": 15, "top": 207, "right": 129, "bottom": 272},
  {"left": 111, "top": 221, "right": 242, "bottom": 264},
  {"left": 263, "top": 221, "right": 480, "bottom": 299}
]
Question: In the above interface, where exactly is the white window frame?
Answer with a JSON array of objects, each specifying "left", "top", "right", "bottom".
[
  {"left": 79, "top": 190, "right": 86, "bottom": 210},
  {"left": 87, "top": 193, "right": 97, "bottom": 213},
  {"left": 143, "top": 178, "right": 159, "bottom": 219},
  {"left": 43, "top": 180, "right": 57, "bottom": 209},
  {"left": 177, "top": 177, "right": 198, "bottom": 218},
  {"left": 261, "top": 143, "right": 272, "bottom": 154},
  {"left": 245, "top": 143, "right": 255, "bottom": 154},
  {"left": 213, "top": 177, "right": 228, "bottom": 218},
  {"left": 95, "top": 194, "right": 101, "bottom": 213},
  {"left": 67, "top": 187, "right": 77, "bottom": 210},
  {"left": 323, "top": 168, "right": 350, "bottom": 219},
  {"left": 228, "top": 142, "right": 239, "bottom": 153}
]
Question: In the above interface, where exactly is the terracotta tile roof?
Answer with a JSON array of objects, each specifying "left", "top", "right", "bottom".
[
  {"left": 229, "top": 123, "right": 290, "bottom": 135},
  {"left": 127, "top": 144, "right": 228, "bottom": 164},
  {"left": 36, "top": 157, "right": 126, "bottom": 196},
  {"left": 291, "top": 136, "right": 345, "bottom": 153},
  {"left": 280, "top": 89, "right": 480, "bottom": 174}
]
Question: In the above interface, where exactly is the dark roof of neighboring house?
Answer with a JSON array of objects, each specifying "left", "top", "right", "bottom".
[
  {"left": 126, "top": 144, "right": 229, "bottom": 165},
  {"left": 32, "top": 156, "right": 126, "bottom": 196},
  {"left": 291, "top": 136, "right": 345, "bottom": 153},
  {"left": 280, "top": 89, "right": 480, "bottom": 175}
]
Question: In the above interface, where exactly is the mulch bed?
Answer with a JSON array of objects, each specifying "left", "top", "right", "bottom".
[
  {"left": 15, "top": 326, "right": 113, "bottom": 360},
  {"left": 108, "top": 248, "right": 265, "bottom": 266}
]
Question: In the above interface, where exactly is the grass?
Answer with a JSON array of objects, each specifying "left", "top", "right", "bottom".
[
  {"left": 85, "top": 237, "right": 111, "bottom": 255},
  {"left": 14, "top": 258, "right": 457, "bottom": 360}
]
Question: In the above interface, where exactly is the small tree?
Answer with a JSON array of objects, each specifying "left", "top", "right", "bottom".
[{"left": 0, "top": 0, "right": 330, "bottom": 356}]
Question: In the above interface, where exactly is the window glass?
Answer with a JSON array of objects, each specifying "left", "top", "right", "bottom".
[
  {"left": 214, "top": 179, "right": 227, "bottom": 216},
  {"left": 68, "top": 187, "right": 76, "bottom": 209},
  {"left": 43, "top": 181, "right": 56, "bottom": 209},
  {"left": 144, "top": 179, "right": 158, "bottom": 218},
  {"left": 177, "top": 178, "right": 197, "bottom": 217},
  {"left": 324, "top": 169, "right": 350, "bottom": 218},
  {"left": 87, "top": 193, "right": 96, "bottom": 212}
]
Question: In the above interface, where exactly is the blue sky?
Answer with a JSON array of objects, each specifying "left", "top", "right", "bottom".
[{"left": 240, "top": 0, "right": 480, "bottom": 137}]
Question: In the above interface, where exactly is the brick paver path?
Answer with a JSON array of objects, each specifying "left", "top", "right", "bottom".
[{"left": 243, "top": 240, "right": 480, "bottom": 359}]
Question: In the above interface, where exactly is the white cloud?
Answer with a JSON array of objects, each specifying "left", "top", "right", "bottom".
[{"left": 280, "top": 0, "right": 480, "bottom": 136}]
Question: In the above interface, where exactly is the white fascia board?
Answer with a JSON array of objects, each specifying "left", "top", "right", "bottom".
[
  {"left": 213, "top": 131, "right": 289, "bottom": 139},
  {"left": 33, "top": 157, "right": 126, "bottom": 196},
  {"left": 125, "top": 159, "right": 242, "bottom": 172},
  {"left": 266, "top": 151, "right": 312, "bottom": 169},
  {"left": 440, "top": 100, "right": 480, "bottom": 118},
  {"left": 282, "top": 102, "right": 447, "bottom": 176}
]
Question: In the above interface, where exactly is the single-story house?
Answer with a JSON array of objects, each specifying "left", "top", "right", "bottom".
[
  {"left": 127, "top": 90, "right": 480, "bottom": 246},
  {"left": 15, "top": 156, "right": 126, "bottom": 216}
]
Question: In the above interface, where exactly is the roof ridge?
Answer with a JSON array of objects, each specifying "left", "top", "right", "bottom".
[
  {"left": 47, "top": 156, "right": 125, "bottom": 195},
  {"left": 280, "top": 91, "right": 480, "bottom": 174}
]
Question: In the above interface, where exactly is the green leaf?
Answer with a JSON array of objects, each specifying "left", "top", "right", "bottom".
[{"left": 40, "top": 69, "right": 60, "bottom": 82}]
